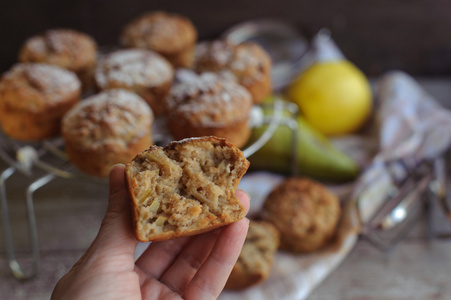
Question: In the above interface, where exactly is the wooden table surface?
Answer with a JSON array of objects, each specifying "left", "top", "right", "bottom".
[{"left": 1, "top": 78, "right": 451, "bottom": 300}]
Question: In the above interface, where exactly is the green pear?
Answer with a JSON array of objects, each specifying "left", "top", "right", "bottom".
[{"left": 247, "top": 113, "right": 360, "bottom": 183}]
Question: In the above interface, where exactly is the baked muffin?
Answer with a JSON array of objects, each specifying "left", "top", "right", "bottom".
[
  {"left": 95, "top": 48, "right": 174, "bottom": 116},
  {"left": 125, "top": 136, "right": 249, "bottom": 242},
  {"left": 18, "top": 29, "right": 97, "bottom": 90},
  {"left": 194, "top": 39, "right": 272, "bottom": 104},
  {"left": 225, "top": 220, "right": 280, "bottom": 290},
  {"left": 0, "top": 63, "right": 81, "bottom": 141},
  {"left": 165, "top": 71, "right": 253, "bottom": 148},
  {"left": 62, "top": 89, "right": 153, "bottom": 177},
  {"left": 261, "top": 177, "right": 341, "bottom": 253},
  {"left": 120, "top": 11, "right": 197, "bottom": 68}
]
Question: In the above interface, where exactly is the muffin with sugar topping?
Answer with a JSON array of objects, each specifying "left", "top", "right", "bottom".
[
  {"left": 120, "top": 11, "right": 197, "bottom": 68},
  {"left": 194, "top": 39, "right": 272, "bottom": 104},
  {"left": 0, "top": 63, "right": 81, "bottom": 140},
  {"left": 62, "top": 89, "right": 153, "bottom": 177},
  {"left": 18, "top": 29, "right": 97, "bottom": 90},
  {"left": 95, "top": 48, "right": 174, "bottom": 116},
  {"left": 165, "top": 70, "right": 253, "bottom": 148}
]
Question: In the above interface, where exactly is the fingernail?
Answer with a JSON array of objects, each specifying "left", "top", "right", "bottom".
[
  {"left": 109, "top": 163, "right": 125, "bottom": 173},
  {"left": 236, "top": 189, "right": 250, "bottom": 199}
]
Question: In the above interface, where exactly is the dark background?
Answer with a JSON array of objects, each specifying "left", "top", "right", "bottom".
[{"left": 2, "top": 0, "right": 451, "bottom": 77}]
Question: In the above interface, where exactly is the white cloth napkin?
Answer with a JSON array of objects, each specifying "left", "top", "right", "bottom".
[{"left": 355, "top": 71, "right": 451, "bottom": 223}]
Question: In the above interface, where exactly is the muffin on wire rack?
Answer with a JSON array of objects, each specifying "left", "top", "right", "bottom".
[
  {"left": 0, "top": 63, "right": 81, "bottom": 141},
  {"left": 120, "top": 11, "right": 197, "bottom": 68},
  {"left": 62, "top": 89, "right": 153, "bottom": 177},
  {"left": 94, "top": 48, "right": 174, "bottom": 116},
  {"left": 194, "top": 39, "right": 272, "bottom": 104},
  {"left": 165, "top": 70, "right": 253, "bottom": 148},
  {"left": 18, "top": 29, "right": 97, "bottom": 91}
]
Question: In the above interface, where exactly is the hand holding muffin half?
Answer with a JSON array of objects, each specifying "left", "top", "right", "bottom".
[{"left": 51, "top": 163, "right": 251, "bottom": 300}]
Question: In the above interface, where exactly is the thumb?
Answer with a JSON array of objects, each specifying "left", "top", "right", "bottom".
[{"left": 90, "top": 164, "right": 138, "bottom": 256}]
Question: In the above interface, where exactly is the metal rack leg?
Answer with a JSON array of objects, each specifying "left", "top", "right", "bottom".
[
  {"left": 0, "top": 167, "right": 23, "bottom": 279},
  {"left": 0, "top": 167, "right": 56, "bottom": 280}
]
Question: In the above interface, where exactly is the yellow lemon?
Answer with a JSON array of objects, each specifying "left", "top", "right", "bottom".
[{"left": 287, "top": 60, "right": 372, "bottom": 136}]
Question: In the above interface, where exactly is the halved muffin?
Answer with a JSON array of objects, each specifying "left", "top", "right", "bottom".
[{"left": 125, "top": 136, "right": 249, "bottom": 242}]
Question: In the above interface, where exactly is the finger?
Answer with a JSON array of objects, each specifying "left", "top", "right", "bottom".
[
  {"left": 89, "top": 164, "right": 138, "bottom": 258},
  {"left": 184, "top": 217, "right": 249, "bottom": 299},
  {"left": 135, "top": 236, "right": 190, "bottom": 278},
  {"left": 235, "top": 189, "right": 250, "bottom": 215},
  {"left": 135, "top": 267, "right": 180, "bottom": 300},
  {"left": 157, "top": 229, "right": 221, "bottom": 294},
  {"left": 109, "top": 163, "right": 126, "bottom": 195}
]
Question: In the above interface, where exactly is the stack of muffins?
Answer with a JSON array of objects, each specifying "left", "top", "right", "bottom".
[{"left": 0, "top": 10, "right": 273, "bottom": 177}]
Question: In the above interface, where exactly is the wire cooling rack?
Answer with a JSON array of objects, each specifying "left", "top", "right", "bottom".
[{"left": 0, "top": 98, "right": 299, "bottom": 280}]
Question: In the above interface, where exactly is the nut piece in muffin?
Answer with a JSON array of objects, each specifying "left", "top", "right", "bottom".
[
  {"left": 165, "top": 70, "right": 253, "bottom": 148},
  {"left": 18, "top": 29, "right": 97, "bottom": 90},
  {"left": 62, "top": 89, "right": 153, "bottom": 177},
  {"left": 125, "top": 136, "right": 249, "bottom": 242},
  {"left": 261, "top": 177, "right": 341, "bottom": 253},
  {"left": 95, "top": 49, "right": 174, "bottom": 116},
  {"left": 225, "top": 220, "right": 280, "bottom": 290},
  {"left": 194, "top": 39, "right": 272, "bottom": 104},
  {"left": 0, "top": 63, "right": 81, "bottom": 141},
  {"left": 120, "top": 11, "right": 197, "bottom": 68}
]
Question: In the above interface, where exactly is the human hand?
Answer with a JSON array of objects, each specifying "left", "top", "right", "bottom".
[{"left": 51, "top": 164, "right": 250, "bottom": 300}]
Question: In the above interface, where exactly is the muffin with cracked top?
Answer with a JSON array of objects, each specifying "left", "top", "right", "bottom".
[
  {"left": 165, "top": 70, "right": 253, "bottom": 148},
  {"left": 194, "top": 39, "right": 272, "bottom": 104},
  {"left": 95, "top": 48, "right": 173, "bottom": 116},
  {"left": 120, "top": 11, "right": 197, "bottom": 68},
  {"left": 18, "top": 29, "right": 97, "bottom": 90},
  {"left": 0, "top": 63, "right": 81, "bottom": 140},
  {"left": 261, "top": 177, "right": 341, "bottom": 253},
  {"left": 62, "top": 89, "right": 153, "bottom": 177}
]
